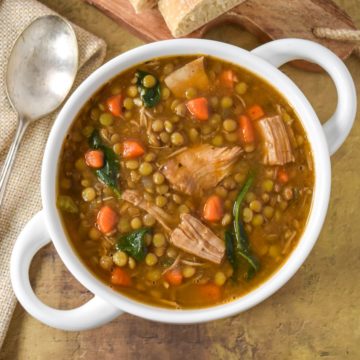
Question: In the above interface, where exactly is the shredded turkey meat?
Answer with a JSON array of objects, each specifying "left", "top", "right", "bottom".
[
  {"left": 170, "top": 213, "right": 225, "bottom": 264},
  {"left": 255, "top": 115, "right": 295, "bottom": 165},
  {"left": 161, "top": 144, "right": 243, "bottom": 196},
  {"left": 122, "top": 190, "right": 225, "bottom": 264}
]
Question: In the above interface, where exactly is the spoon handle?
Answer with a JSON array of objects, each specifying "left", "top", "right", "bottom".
[{"left": 0, "top": 116, "right": 29, "bottom": 208}]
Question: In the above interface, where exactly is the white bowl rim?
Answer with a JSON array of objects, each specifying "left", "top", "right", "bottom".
[{"left": 42, "top": 38, "right": 331, "bottom": 324}]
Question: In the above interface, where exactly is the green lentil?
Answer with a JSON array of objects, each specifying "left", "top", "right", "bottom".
[
  {"left": 235, "top": 82, "right": 248, "bottom": 95},
  {"left": 125, "top": 160, "right": 139, "bottom": 170},
  {"left": 143, "top": 74, "right": 156, "bottom": 88},
  {"left": 249, "top": 200, "right": 262, "bottom": 213},
  {"left": 123, "top": 97, "right": 134, "bottom": 110},
  {"left": 212, "top": 134, "right": 224, "bottom": 147},
  {"left": 243, "top": 207, "right": 253, "bottom": 223},
  {"left": 171, "top": 132, "right": 184, "bottom": 146},
  {"left": 214, "top": 271, "right": 227, "bottom": 286},
  {"left": 155, "top": 195, "right": 167, "bottom": 207},
  {"left": 145, "top": 253, "right": 158, "bottom": 266},
  {"left": 153, "top": 233, "right": 166, "bottom": 247},
  {"left": 130, "top": 217, "right": 142, "bottom": 230},
  {"left": 223, "top": 118, "right": 237, "bottom": 132},
  {"left": 99, "top": 113, "right": 113, "bottom": 126},
  {"left": 139, "top": 162, "right": 153, "bottom": 176},
  {"left": 82, "top": 187, "right": 96, "bottom": 202},
  {"left": 252, "top": 214, "right": 264, "bottom": 226},
  {"left": 113, "top": 251, "right": 128, "bottom": 267},
  {"left": 182, "top": 266, "right": 196, "bottom": 278},
  {"left": 127, "top": 85, "right": 138, "bottom": 97},
  {"left": 185, "top": 87, "right": 197, "bottom": 99},
  {"left": 220, "top": 96, "right": 233, "bottom": 109}
]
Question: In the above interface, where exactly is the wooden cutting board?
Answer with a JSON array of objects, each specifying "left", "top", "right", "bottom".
[{"left": 87, "top": 0, "right": 357, "bottom": 71}]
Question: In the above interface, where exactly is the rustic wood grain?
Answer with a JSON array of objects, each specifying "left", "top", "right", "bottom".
[
  {"left": 1, "top": 0, "right": 360, "bottom": 359},
  {"left": 84, "top": 0, "right": 357, "bottom": 71}
]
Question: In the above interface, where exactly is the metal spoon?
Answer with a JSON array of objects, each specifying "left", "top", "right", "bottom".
[{"left": 0, "top": 15, "right": 78, "bottom": 207}]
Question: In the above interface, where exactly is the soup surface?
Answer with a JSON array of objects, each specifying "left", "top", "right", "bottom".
[{"left": 57, "top": 55, "right": 314, "bottom": 309}]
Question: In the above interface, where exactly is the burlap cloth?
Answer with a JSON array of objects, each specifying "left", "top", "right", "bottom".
[{"left": 0, "top": 0, "right": 106, "bottom": 348}]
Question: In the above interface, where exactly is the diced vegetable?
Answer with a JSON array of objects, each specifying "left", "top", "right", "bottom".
[
  {"left": 238, "top": 115, "right": 255, "bottom": 144},
  {"left": 106, "top": 94, "right": 123, "bottom": 117},
  {"left": 111, "top": 267, "right": 132, "bottom": 287},
  {"left": 57, "top": 195, "right": 78, "bottom": 214},
  {"left": 122, "top": 140, "right": 145, "bottom": 159},
  {"left": 89, "top": 130, "right": 121, "bottom": 197},
  {"left": 115, "top": 227, "right": 151, "bottom": 261},
  {"left": 278, "top": 168, "right": 289, "bottom": 183},
  {"left": 203, "top": 195, "right": 223, "bottom": 222},
  {"left": 164, "top": 57, "right": 209, "bottom": 97},
  {"left": 220, "top": 70, "right": 237, "bottom": 88},
  {"left": 85, "top": 149, "right": 104, "bottom": 169},
  {"left": 198, "top": 283, "right": 221, "bottom": 301},
  {"left": 164, "top": 269, "right": 183, "bottom": 286},
  {"left": 97, "top": 206, "right": 118, "bottom": 234},
  {"left": 186, "top": 97, "right": 209, "bottom": 121},
  {"left": 136, "top": 70, "right": 161, "bottom": 108},
  {"left": 247, "top": 105, "right": 265, "bottom": 121}
]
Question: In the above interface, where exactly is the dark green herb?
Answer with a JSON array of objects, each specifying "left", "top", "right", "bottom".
[
  {"left": 115, "top": 228, "right": 151, "bottom": 261},
  {"left": 135, "top": 70, "right": 161, "bottom": 108},
  {"left": 89, "top": 129, "right": 121, "bottom": 197},
  {"left": 226, "top": 173, "right": 259, "bottom": 280},
  {"left": 225, "top": 229, "right": 237, "bottom": 272}
]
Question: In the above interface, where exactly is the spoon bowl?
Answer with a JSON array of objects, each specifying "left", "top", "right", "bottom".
[
  {"left": 0, "top": 15, "right": 78, "bottom": 208},
  {"left": 6, "top": 15, "right": 78, "bottom": 120}
]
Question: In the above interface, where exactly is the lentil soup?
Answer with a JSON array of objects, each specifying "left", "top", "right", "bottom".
[{"left": 57, "top": 55, "right": 314, "bottom": 309}]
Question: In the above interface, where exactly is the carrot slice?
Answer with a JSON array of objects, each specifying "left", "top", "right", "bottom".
[
  {"left": 278, "top": 168, "right": 289, "bottom": 183},
  {"left": 111, "top": 267, "right": 132, "bottom": 287},
  {"left": 106, "top": 94, "right": 123, "bottom": 117},
  {"left": 219, "top": 69, "right": 237, "bottom": 88},
  {"left": 96, "top": 206, "right": 118, "bottom": 234},
  {"left": 199, "top": 283, "right": 221, "bottom": 301},
  {"left": 203, "top": 195, "right": 223, "bottom": 222},
  {"left": 186, "top": 97, "right": 209, "bottom": 121},
  {"left": 238, "top": 115, "right": 255, "bottom": 144},
  {"left": 164, "top": 269, "right": 183, "bottom": 286},
  {"left": 85, "top": 149, "right": 104, "bottom": 169},
  {"left": 247, "top": 104, "right": 265, "bottom": 121},
  {"left": 122, "top": 140, "right": 145, "bottom": 159}
]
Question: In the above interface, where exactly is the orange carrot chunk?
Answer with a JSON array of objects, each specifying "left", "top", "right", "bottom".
[
  {"left": 186, "top": 97, "right": 209, "bottom": 121},
  {"left": 164, "top": 269, "right": 183, "bottom": 286},
  {"left": 97, "top": 206, "right": 118, "bottom": 234},
  {"left": 106, "top": 94, "right": 123, "bottom": 117},
  {"left": 219, "top": 69, "right": 237, "bottom": 88},
  {"left": 111, "top": 267, "right": 132, "bottom": 287},
  {"left": 122, "top": 140, "right": 145, "bottom": 159},
  {"left": 199, "top": 283, "right": 221, "bottom": 301},
  {"left": 238, "top": 115, "right": 255, "bottom": 144},
  {"left": 278, "top": 168, "right": 289, "bottom": 183},
  {"left": 85, "top": 149, "right": 104, "bottom": 169},
  {"left": 203, "top": 195, "right": 223, "bottom": 222},
  {"left": 247, "top": 104, "right": 265, "bottom": 121}
]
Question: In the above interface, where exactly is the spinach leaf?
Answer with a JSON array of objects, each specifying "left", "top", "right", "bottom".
[
  {"left": 89, "top": 129, "right": 121, "bottom": 197},
  {"left": 225, "top": 229, "right": 237, "bottom": 272},
  {"left": 226, "top": 173, "right": 260, "bottom": 280},
  {"left": 135, "top": 70, "right": 161, "bottom": 108},
  {"left": 115, "top": 228, "right": 151, "bottom": 261}
]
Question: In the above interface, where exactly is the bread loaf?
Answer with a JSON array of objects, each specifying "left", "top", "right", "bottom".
[
  {"left": 129, "top": 0, "right": 158, "bottom": 13},
  {"left": 158, "top": 0, "right": 245, "bottom": 37}
]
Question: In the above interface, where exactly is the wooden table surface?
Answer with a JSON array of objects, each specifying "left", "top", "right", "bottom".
[{"left": 1, "top": 0, "right": 360, "bottom": 359}]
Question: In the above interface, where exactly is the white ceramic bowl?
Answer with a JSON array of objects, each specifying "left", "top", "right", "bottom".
[{"left": 10, "top": 38, "right": 356, "bottom": 330}]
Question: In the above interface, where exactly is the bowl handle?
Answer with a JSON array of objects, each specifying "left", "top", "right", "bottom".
[
  {"left": 251, "top": 39, "right": 357, "bottom": 155},
  {"left": 10, "top": 210, "right": 123, "bottom": 330}
]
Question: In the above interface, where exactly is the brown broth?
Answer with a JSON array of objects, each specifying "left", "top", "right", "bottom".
[{"left": 57, "top": 55, "right": 314, "bottom": 309}]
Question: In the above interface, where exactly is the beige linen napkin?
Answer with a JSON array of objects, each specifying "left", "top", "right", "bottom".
[{"left": 0, "top": 0, "right": 106, "bottom": 348}]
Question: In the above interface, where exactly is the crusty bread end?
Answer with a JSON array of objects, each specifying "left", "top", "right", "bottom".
[{"left": 159, "top": 0, "right": 245, "bottom": 37}]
